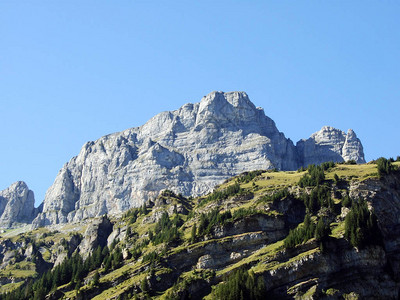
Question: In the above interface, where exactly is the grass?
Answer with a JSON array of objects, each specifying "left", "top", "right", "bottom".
[
  {"left": 0, "top": 261, "right": 37, "bottom": 279},
  {"left": 216, "top": 240, "right": 284, "bottom": 277},
  {"left": 330, "top": 222, "right": 346, "bottom": 239},
  {"left": 268, "top": 247, "right": 319, "bottom": 272},
  {"left": 0, "top": 281, "right": 24, "bottom": 294},
  {"left": 243, "top": 170, "right": 305, "bottom": 192},
  {"left": 91, "top": 271, "right": 147, "bottom": 300},
  {"left": 326, "top": 163, "right": 379, "bottom": 181}
]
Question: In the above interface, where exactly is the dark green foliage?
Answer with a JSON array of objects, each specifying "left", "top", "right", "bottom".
[
  {"left": 376, "top": 157, "right": 397, "bottom": 178},
  {"left": 342, "top": 193, "right": 352, "bottom": 208},
  {"left": 123, "top": 208, "right": 140, "bottom": 224},
  {"left": 284, "top": 214, "right": 316, "bottom": 249},
  {"left": 345, "top": 200, "right": 382, "bottom": 248},
  {"left": 161, "top": 189, "right": 177, "bottom": 197},
  {"left": 211, "top": 268, "right": 266, "bottom": 300},
  {"left": 320, "top": 161, "right": 336, "bottom": 171},
  {"left": 141, "top": 277, "right": 150, "bottom": 294},
  {"left": 333, "top": 173, "right": 340, "bottom": 184},
  {"left": 92, "top": 271, "right": 100, "bottom": 286},
  {"left": 195, "top": 207, "right": 261, "bottom": 240},
  {"left": 302, "top": 185, "right": 333, "bottom": 214},
  {"left": 258, "top": 188, "right": 290, "bottom": 204},
  {"left": 150, "top": 212, "right": 181, "bottom": 245},
  {"left": 197, "top": 208, "right": 232, "bottom": 237},
  {"left": 298, "top": 164, "right": 326, "bottom": 187},
  {"left": 142, "top": 251, "right": 159, "bottom": 264},
  {"left": 231, "top": 208, "right": 257, "bottom": 220},
  {"left": 314, "top": 218, "right": 331, "bottom": 242},
  {"left": 140, "top": 204, "right": 149, "bottom": 215},
  {"left": 237, "top": 170, "right": 264, "bottom": 183},
  {"left": 201, "top": 183, "right": 242, "bottom": 206},
  {"left": 191, "top": 223, "right": 197, "bottom": 244},
  {"left": 0, "top": 241, "right": 121, "bottom": 300}
]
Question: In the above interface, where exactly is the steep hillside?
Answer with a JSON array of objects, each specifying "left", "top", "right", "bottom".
[
  {"left": 1, "top": 159, "right": 399, "bottom": 299},
  {"left": 32, "top": 91, "right": 365, "bottom": 227}
]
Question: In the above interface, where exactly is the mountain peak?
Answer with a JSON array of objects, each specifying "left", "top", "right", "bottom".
[{"left": 32, "top": 92, "right": 366, "bottom": 227}]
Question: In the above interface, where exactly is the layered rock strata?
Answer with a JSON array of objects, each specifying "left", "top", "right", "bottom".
[{"left": 33, "top": 91, "right": 365, "bottom": 226}]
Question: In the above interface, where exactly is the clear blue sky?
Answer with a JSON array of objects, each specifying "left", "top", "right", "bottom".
[{"left": 1, "top": 1, "right": 399, "bottom": 206}]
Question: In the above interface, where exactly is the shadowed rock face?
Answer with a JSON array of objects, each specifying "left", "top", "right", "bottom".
[
  {"left": 32, "top": 91, "right": 365, "bottom": 227},
  {"left": 0, "top": 181, "right": 36, "bottom": 228}
]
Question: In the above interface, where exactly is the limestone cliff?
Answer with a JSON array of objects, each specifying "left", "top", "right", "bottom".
[
  {"left": 297, "top": 126, "right": 365, "bottom": 167},
  {"left": 33, "top": 91, "right": 365, "bottom": 226},
  {"left": 0, "top": 181, "right": 36, "bottom": 228}
]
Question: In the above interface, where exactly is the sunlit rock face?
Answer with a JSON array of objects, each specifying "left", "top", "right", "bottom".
[
  {"left": 0, "top": 181, "right": 36, "bottom": 228},
  {"left": 33, "top": 91, "right": 365, "bottom": 226},
  {"left": 297, "top": 126, "right": 365, "bottom": 167}
]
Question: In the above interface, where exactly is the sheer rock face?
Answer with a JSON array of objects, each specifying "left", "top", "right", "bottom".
[
  {"left": 0, "top": 181, "right": 36, "bottom": 228},
  {"left": 32, "top": 92, "right": 365, "bottom": 227},
  {"left": 296, "top": 126, "right": 365, "bottom": 167}
]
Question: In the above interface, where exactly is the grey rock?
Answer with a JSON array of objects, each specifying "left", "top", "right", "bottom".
[
  {"left": 33, "top": 92, "right": 365, "bottom": 226},
  {"left": 296, "top": 126, "right": 365, "bottom": 166},
  {"left": 78, "top": 216, "right": 113, "bottom": 259},
  {"left": 0, "top": 181, "right": 36, "bottom": 228}
]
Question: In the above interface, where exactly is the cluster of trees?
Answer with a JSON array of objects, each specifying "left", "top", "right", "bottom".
[
  {"left": 284, "top": 214, "right": 331, "bottom": 249},
  {"left": 192, "top": 207, "right": 259, "bottom": 242},
  {"left": 201, "top": 183, "right": 242, "bottom": 206},
  {"left": 196, "top": 209, "right": 232, "bottom": 238},
  {"left": 298, "top": 165, "right": 325, "bottom": 187},
  {"left": 237, "top": 170, "right": 264, "bottom": 183},
  {"left": 149, "top": 212, "right": 182, "bottom": 245},
  {"left": 211, "top": 268, "right": 266, "bottom": 300},
  {"left": 376, "top": 157, "right": 397, "bottom": 178},
  {"left": 258, "top": 188, "right": 290, "bottom": 204},
  {"left": 302, "top": 185, "right": 334, "bottom": 214},
  {"left": 1, "top": 241, "right": 124, "bottom": 300},
  {"left": 298, "top": 162, "right": 336, "bottom": 188},
  {"left": 344, "top": 200, "right": 382, "bottom": 248}
]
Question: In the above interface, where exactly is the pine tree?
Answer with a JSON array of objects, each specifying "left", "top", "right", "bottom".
[{"left": 191, "top": 223, "right": 197, "bottom": 243}]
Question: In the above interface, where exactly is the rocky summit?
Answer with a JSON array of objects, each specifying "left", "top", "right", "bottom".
[
  {"left": 31, "top": 91, "right": 365, "bottom": 227},
  {"left": 0, "top": 181, "right": 36, "bottom": 228}
]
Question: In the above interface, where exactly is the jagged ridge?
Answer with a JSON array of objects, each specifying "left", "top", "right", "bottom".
[{"left": 29, "top": 91, "right": 365, "bottom": 227}]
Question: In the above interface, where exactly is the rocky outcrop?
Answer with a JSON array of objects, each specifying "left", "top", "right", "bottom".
[
  {"left": 0, "top": 181, "right": 36, "bottom": 228},
  {"left": 297, "top": 126, "right": 365, "bottom": 167},
  {"left": 33, "top": 92, "right": 365, "bottom": 227},
  {"left": 78, "top": 216, "right": 113, "bottom": 259}
]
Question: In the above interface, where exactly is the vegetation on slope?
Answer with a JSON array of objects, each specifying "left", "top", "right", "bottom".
[{"left": 0, "top": 158, "right": 398, "bottom": 299}]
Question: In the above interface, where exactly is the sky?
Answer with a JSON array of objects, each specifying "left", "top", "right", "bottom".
[{"left": 1, "top": 1, "right": 399, "bottom": 206}]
